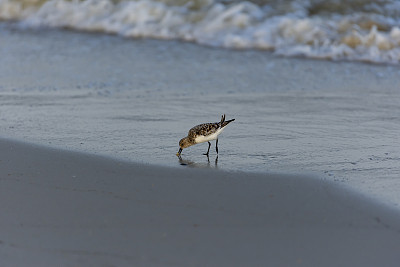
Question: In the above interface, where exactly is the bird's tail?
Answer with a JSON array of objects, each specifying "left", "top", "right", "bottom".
[{"left": 220, "top": 114, "right": 235, "bottom": 128}]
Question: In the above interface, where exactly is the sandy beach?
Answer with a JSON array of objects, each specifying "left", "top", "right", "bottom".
[
  {"left": 1, "top": 11, "right": 400, "bottom": 265},
  {"left": 1, "top": 25, "right": 400, "bottom": 207},
  {"left": 1, "top": 138, "right": 400, "bottom": 266}
]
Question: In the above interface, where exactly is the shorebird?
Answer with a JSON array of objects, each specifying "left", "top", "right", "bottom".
[{"left": 176, "top": 114, "right": 235, "bottom": 157}]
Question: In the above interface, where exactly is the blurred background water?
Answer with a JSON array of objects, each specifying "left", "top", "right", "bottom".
[{"left": 1, "top": 0, "right": 400, "bottom": 63}]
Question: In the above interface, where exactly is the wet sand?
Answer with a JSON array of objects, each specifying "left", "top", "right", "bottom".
[
  {"left": 1, "top": 26, "right": 400, "bottom": 207},
  {"left": 1, "top": 138, "right": 400, "bottom": 266}
]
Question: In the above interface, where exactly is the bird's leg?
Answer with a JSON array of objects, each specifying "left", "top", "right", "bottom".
[
  {"left": 216, "top": 139, "right": 219, "bottom": 154},
  {"left": 203, "top": 141, "right": 211, "bottom": 156}
]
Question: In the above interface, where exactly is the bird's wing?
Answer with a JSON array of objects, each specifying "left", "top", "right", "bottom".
[{"left": 188, "top": 123, "right": 219, "bottom": 139}]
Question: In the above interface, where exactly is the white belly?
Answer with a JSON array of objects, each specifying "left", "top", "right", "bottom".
[{"left": 194, "top": 127, "right": 225, "bottom": 144}]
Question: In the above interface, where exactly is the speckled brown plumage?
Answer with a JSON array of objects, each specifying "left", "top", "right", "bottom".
[
  {"left": 176, "top": 114, "right": 235, "bottom": 157},
  {"left": 187, "top": 122, "right": 220, "bottom": 142}
]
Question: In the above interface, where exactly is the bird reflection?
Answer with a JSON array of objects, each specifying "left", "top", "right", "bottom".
[{"left": 178, "top": 155, "right": 218, "bottom": 169}]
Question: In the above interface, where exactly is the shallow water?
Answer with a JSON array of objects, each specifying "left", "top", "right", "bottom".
[
  {"left": 1, "top": 26, "right": 400, "bottom": 207},
  {"left": 1, "top": 0, "right": 400, "bottom": 63}
]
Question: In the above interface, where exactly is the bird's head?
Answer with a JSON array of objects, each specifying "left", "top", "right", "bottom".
[{"left": 179, "top": 137, "right": 193, "bottom": 149}]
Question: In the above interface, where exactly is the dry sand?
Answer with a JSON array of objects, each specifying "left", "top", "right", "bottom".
[{"left": 1, "top": 138, "right": 400, "bottom": 266}]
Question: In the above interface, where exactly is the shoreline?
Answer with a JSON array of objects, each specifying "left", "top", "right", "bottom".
[
  {"left": 1, "top": 25, "right": 400, "bottom": 215},
  {"left": 1, "top": 137, "right": 400, "bottom": 266}
]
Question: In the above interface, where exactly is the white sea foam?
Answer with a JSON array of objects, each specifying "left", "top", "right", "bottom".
[{"left": 1, "top": 0, "right": 400, "bottom": 63}]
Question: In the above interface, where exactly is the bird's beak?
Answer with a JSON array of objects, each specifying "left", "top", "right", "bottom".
[{"left": 176, "top": 148, "right": 182, "bottom": 157}]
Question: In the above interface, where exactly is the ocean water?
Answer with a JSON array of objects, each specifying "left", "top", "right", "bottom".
[
  {"left": 1, "top": 25, "right": 400, "bottom": 208},
  {"left": 1, "top": 0, "right": 400, "bottom": 63}
]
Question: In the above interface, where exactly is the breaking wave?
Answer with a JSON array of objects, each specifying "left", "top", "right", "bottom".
[{"left": 1, "top": 0, "right": 400, "bottom": 63}]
